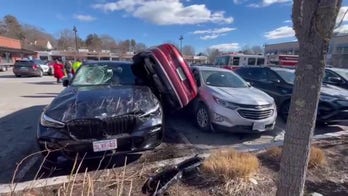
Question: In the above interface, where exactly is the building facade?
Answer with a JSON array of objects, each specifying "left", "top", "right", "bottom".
[{"left": 264, "top": 35, "right": 348, "bottom": 68}]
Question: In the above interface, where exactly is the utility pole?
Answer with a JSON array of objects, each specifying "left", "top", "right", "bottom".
[
  {"left": 73, "top": 26, "right": 78, "bottom": 60},
  {"left": 179, "top": 35, "right": 183, "bottom": 53}
]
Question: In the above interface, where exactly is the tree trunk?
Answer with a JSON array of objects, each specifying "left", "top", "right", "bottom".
[{"left": 276, "top": 1, "right": 341, "bottom": 196}]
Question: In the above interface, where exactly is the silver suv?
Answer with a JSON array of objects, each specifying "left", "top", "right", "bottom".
[{"left": 191, "top": 66, "right": 277, "bottom": 133}]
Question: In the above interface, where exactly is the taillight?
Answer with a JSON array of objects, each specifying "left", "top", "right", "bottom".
[{"left": 33, "top": 64, "right": 38, "bottom": 70}]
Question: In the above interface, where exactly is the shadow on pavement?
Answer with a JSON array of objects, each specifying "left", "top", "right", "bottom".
[
  {"left": 164, "top": 108, "right": 347, "bottom": 148},
  {"left": 26, "top": 81, "right": 60, "bottom": 85},
  {"left": 22, "top": 95, "right": 57, "bottom": 98},
  {"left": 0, "top": 74, "right": 16, "bottom": 78},
  {"left": 0, "top": 105, "right": 46, "bottom": 184}
]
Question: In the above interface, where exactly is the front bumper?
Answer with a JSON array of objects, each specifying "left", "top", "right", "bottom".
[
  {"left": 208, "top": 102, "right": 277, "bottom": 132},
  {"left": 37, "top": 118, "right": 163, "bottom": 161}
]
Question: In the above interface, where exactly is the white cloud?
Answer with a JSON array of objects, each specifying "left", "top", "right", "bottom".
[
  {"left": 337, "top": 6, "right": 348, "bottom": 24},
  {"left": 283, "top": 20, "right": 291, "bottom": 23},
  {"left": 92, "top": 0, "right": 233, "bottom": 25},
  {"left": 192, "top": 27, "right": 236, "bottom": 40},
  {"left": 248, "top": 0, "right": 291, "bottom": 8},
  {"left": 209, "top": 43, "right": 240, "bottom": 52},
  {"left": 73, "top": 14, "right": 96, "bottom": 22},
  {"left": 233, "top": 0, "right": 248, "bottom": 4},
  {"left": 264, "top": 26, "right": 295, "bottom": 39}
]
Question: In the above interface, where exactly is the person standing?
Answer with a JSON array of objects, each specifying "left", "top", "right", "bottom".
[
  {"left": 72, "top": 59, "right": 82, "bottom": 74},
  {"left": 53, "top": 58, "right": 65, "bottom": 83},
  {"left": 65, "top": 60, "right": 73, "bottom": 80}
]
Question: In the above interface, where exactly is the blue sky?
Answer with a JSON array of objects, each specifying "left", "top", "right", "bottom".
[{"left": 1, "top": 0, "right": 348, "bottom": 53}]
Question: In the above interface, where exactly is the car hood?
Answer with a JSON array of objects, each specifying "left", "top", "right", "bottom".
[
  {"left": 321, "top": 84, "right": 348, "bottom": 99},
  {"left": 208, "top": 86, "right": 274, "bottom": 105},
  {"left": 45, "top": 85, "right": 159, "bottom": 122}
]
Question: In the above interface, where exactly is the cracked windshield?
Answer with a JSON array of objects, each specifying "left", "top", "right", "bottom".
[{"left": 0, "top": 0, "right": 347, "bottom": 195}]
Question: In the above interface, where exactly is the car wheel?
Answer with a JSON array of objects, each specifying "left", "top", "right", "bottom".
[
  {"left": 38, "top": 70, "right": 43, "bottom": 77},
  {"left": 195, "top": 104, "right": 211, "bottom": 132},
  {"left": 15, "top": 74, "right": 21, "bottom": 77},
  {"left": 280, "top": 101, "right": 290, "bottom": 122}
]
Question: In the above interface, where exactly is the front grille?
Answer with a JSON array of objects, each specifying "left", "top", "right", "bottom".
[
  {"left": 238, "top": 109, "right": 274, "bottom": 120},
  {"left": 67, "top": 115, "right": 138, "bottom": 139},
  {"left": 236, "top": 103, "right": 273, "bottom": 109}
]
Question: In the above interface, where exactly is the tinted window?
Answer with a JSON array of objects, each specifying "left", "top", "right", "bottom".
[
  {"left": 257, "top": 58, "right": 265, "bottom": 65},
  {"left": 202, "top": 70, "right": 248, "bottom": 88},
  {"left": 235, "top": 68, "right": 268, "bottom": 81},
  {"left": 215, "top": 56, "right": 230, "bottom": 65},
  {"left": 323, "top": 70, "right": 337, "bottom": 82},
  {"left": 272, "top": 69, "right": 295, "bottom": 84},
  {"left": 72, "top": 63, "right": 135, "bottom": 86},
  {"left": 248, "top": 58, "right": 256, "bottom": 65},
  {"left": 232, "top": 57, "right": 240, "bottom": 66},
  {"left": 330, "top": 69, "right": 348, "bottom": 80}
]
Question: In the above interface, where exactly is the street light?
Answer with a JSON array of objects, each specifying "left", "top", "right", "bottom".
[
  {"left": 179, "top": 35, "right": 183, "bottom": 53},
  {"left": 73, "top": 26, "right": 78, "bottom": 60}
]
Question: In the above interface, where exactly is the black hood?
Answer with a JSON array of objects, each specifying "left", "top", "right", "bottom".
[{"left": 45, "top": 85, "right": 159, "bottom": 122}]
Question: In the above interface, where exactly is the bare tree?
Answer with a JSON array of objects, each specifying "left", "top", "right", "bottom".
[
  {"left": 1, "top": 15, "right": 25, "bottom": 40},
  {"left": 277, "top": 1, "right": 342, "bottom": 196},
  {"left": 205, "top": 48, "right": 220, "bottom": 64},
  {"left": 251, "top": 45, "right": 263, "bottom": 55},
  {"left": 85, "top": 33, "right": 102, "bottom": 52},
  {"left": 100, "top": 34, "right": 117, "bottom": 51},
  {"left": 135, "top": 42, "right": 147, "bottom": 53},
  {"left": 182, "top": 45, "right": 195, "bottom": 56},
  {"left": 57, "top": 29, "right": 76, "bottom": 50}
]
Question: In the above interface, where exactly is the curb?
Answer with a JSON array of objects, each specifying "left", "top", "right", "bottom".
[{"left": 0, "top": 130, "right": 347, "bottom": 194}]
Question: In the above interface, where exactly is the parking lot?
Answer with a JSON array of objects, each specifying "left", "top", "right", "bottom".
[{"left": 0, "top": 69, "right": 347, "bottom": 184}]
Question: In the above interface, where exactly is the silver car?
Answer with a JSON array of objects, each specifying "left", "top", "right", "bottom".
[{"left": 191, "top": 66, "right": 277, "bottom": 133}]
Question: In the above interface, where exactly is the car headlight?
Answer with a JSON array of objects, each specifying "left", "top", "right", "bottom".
[
  {"left": 40, "top": 113, "right": 65, "bottom": 128},
  {"left": 319, "top": 95, "right": 338, "bottom": 102},
  {"left": 139, "top": 104, "right": 162, "bottom": 118},
  {"left": 213, "top": 96, "right": 239, "bottom": 110}
]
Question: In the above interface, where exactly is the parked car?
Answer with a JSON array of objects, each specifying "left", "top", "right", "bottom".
[
  {"left": 190, "top": 66, "right": 277, "bottom": 132},
  {"left": 37, "top": 61, "right": 164, "bottom": 164},
  {"left": 33, "top": 59, "right": 50, "bottom": 75},
  {"left": 323, "top": 68, "right": 348, "bottom": 89},
  {"left": 235, "top": 67, "right": 348, "bottom": 123},
  {"left": 13, "top": 59, "right": 44, "bottom": 77},
  {"left": 132, "top": 43, "right": 198, "bottom": 110}
]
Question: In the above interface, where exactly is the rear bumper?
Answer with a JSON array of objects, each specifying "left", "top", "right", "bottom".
[
  {"left": 13, "top": 69, "right": 41, "bottom": 76},
  {"left": 212, "top": 122, "right": 275, "bottom": 133}
]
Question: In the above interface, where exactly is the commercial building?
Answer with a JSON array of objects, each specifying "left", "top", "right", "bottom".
[{"left": 264, "top": 34, "right": 348, "bottom": 68}]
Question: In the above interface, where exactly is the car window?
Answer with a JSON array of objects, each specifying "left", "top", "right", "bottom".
[
  {"left": 330, "top": 69, "right": 348, "bottom": 80},
  {"left": 248, "top": 58, "right": 256, "bottom": 65},
  {"left": 257, "top": 58, "right": 265, "bottom": 65},
  {"left": 202, "top": 70, "right": 248, "bottom": 88},
  {"left": 323, "top": 70, "right": 337, "bottom": 82},
  {"left": 236, "top": 68, "right": 268, "bottom": 82},
  {"left": 272, "top": 69, "right": 295, "bottom": 84},
  {"left": 231, "top": 57, "right": 240, "bottom": 66},
  {"left": 72, "top": 63, "right": 136, "bottom": 86}
]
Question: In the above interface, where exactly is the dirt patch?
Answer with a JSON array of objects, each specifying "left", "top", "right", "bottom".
[{"left": 5, "top": 136, "right": 348, "bottom": 196}]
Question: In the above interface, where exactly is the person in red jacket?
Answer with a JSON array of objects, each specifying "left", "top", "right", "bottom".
[{"left": 53, "top": 58, "right": 65, "bottom": 83}]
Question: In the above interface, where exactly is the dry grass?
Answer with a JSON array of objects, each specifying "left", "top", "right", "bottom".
[
  {"left": 201, "top": 149, "right": 260, "bottom": 180},
  {"left": 262, "top": 146, "right": 327, "bottom": 169}
]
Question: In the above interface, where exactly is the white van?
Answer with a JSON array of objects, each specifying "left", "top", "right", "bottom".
[{"left": 214, "top": 53, "right": 265, "bottom": 70}]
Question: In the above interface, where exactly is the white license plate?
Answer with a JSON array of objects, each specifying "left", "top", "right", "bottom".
[
  {"left": 252, "top": 122, "right": 266, "bottom": 131},
  {"left": 92, "top": 139, "right": 117, "bottom": 152}
]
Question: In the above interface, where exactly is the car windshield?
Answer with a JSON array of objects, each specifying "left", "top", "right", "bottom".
[
  {"left": 202, "top": 70, "right": 248, "bottom": 88},
  {"left": 331, "top": 68, "right": 348, "bottom": 80},
  {"left": 273, "top": 69, "right": 295, "bottom": 84},
  {"left": 71, "top": 63, "right": 136, "bottom": 86}
]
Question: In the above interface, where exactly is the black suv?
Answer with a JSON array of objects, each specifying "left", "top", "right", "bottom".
[
  {"left": 235, "top": 67, "right": 348, "bottom": 123},
  {"left": 323, "top": 68, "right": 348, "bottom": 89}
]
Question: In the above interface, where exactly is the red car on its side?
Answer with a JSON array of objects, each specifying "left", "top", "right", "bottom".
[{"left": 132, "top": 43, "right": 198, "bottom": 109}]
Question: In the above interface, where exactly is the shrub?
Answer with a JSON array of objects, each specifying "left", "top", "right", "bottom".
[{"left": 201, "top": 149, "right": 260, "bottom": 180}]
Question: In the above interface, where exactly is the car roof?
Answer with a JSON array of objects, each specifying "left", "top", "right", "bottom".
[
  {"left": 83, "top": 61, "right": 132, "bottom": 65},
  {"left": 326, "top": 67, "right": 348, "bottom": 72},
  {"left": 270, "top": 67, "right": 295, "bottom": 72},
  {"left": 191, "top": 65, "right": 232, "bottom": 72}
]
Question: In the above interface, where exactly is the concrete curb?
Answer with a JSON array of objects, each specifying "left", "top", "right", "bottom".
[{"left": 0, "top": 130, "right": 347, "bottom": 194}]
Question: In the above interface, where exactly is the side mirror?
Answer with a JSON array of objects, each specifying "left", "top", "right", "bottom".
[
  {"left": 328, "top": 77, "right": 342, "bottom": 84},
  {"left": 63, "top": 79, "right": 70, "bottom": 87}
]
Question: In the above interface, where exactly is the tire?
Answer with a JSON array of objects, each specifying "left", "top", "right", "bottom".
[
  {"left": 38, "top": 70, "right": 43, "bottom": 77},
  {"left": 280, "top": 101, "right": 290, "bottom": 122},
  {"left": 15, "top": 74, "right": 21, "bottom": 77},
  {"left": 195, "top": 104, "right": 211, "bottom": 132}
]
